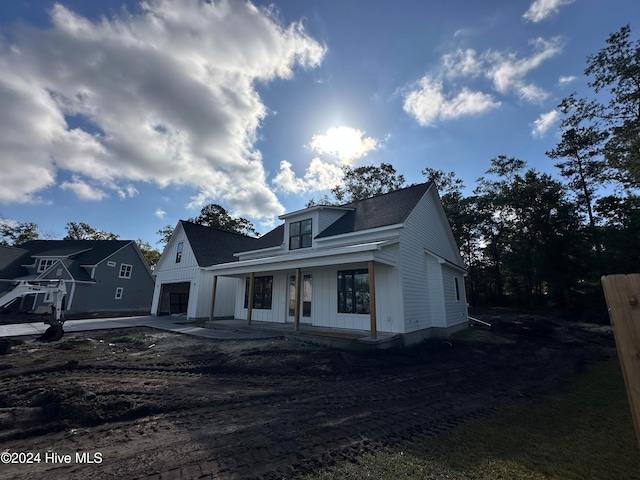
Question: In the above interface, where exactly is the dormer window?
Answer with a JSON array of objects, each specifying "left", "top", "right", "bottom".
[
  {"left": 289, "top": 219, "right": 312, "bottom": 250},
  {"left": 38, "top": 259, "right": 54, "bottom": 272}
]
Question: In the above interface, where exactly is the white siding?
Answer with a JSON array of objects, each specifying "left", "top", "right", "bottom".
[
  {"left": 442, "top": 267, "right": 468, "bottom": 328},
  {"left": 230, "top": 262, "right": 403, "bottom": 334},
  {"left": 234, "top": 272, "right": 288, "bottom": 323},
  {"left": 212, "top": 277, "right": 240, "bottom": 317},
  {"left": 151, "top": 224, "right": 233, "bottom": 319},
  {"left": 154, "top": 226, "right": 199, "bottom": 273},
  {"left": 399, "top": 188, "right": 466, "bottom": 332}
]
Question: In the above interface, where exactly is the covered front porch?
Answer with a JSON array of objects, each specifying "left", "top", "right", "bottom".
[{"left": 206, "top": 240, "right": 402, "bottom": 340}]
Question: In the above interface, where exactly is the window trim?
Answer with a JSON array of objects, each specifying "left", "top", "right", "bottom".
[
  {"left": 37, "top": 259, "right": 55, "bottom": 273},
  {"left": 337, "top": 269, "right": 370, "bottom": 314},
  {"left": 455, "top": 277, "right": 461, "bottom": 301},
  {"left": 119, "top": 263, "right": 132, "bottom": 279},
  {"left": 289, "top": 218, "right": 312, "bottom": 250},
  {"left": 244, "top": 275, "right": 274, "bottom": 310},
  {"left": 115, "top": 287, "right": 124, "bottom": 300}
]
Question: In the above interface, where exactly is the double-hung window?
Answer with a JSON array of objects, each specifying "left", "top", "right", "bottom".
[{"left": 289, "top": 219, "right": 312, "bottom": 250}]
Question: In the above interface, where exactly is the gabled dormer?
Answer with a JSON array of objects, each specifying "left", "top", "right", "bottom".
[{"left": 279, "top": 205, "right": 353, "bottom": 252}]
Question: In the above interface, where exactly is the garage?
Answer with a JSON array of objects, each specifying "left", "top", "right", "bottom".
[{"left": 157, "top": 282, "right": 190, "bottom": 316}]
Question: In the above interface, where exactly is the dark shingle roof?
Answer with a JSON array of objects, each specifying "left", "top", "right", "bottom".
[
  {"left": 253, "top": 224, "right": 284, "bottom": 250},
  {"left": 59, "top": 259, "right": 95, "bottom": 282},
  {"left": 0, "top": 245, "right": 31, "bottom": 280},
  {"left": 180, "top": 221, "right": 262, "bottom": 267},
  {"left": 17, "top": 240, "right": 132, "bottom": 265},
  {"left": 316, "top": 182, "right": 432, "bottom": 238}
]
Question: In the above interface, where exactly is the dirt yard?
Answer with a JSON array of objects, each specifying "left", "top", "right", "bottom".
[{"left": 0, "top": 316, "right": 618, "bottom": 479}]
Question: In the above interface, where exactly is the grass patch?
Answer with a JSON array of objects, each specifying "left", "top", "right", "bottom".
[{"left": 298, "top": 360, "right": 640, "bottom": 480}]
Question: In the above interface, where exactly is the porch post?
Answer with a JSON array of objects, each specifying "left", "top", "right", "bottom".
[
  {"left": 209, "top": 275, "right": 218, "bottom": 321},
  {"left": 368, "top": 260, "right": 377, "bottom": 340},
  {"left": 294, "top": 268, "right": 302, "bottom": 331},
  {"left": 247, "top": 272, "right": 255, "bottom": 325}
]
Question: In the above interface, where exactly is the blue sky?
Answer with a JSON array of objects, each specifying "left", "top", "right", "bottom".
[{"left": 0, "top": 0, "right": 637, "bottom": 245}]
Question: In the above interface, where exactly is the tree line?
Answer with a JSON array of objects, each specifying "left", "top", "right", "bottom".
[{"left": 309, "top": 25, "right": 640, "bottom": 314}]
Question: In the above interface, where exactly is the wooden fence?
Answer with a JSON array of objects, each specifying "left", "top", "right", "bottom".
[{"left": 601, "top": 274, "right": 640, "bottom": 448}]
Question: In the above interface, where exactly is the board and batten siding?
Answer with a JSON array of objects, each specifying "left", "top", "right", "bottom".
[
  {"left": 309, "top": 262, "right": 403, "bottom": 333},
  {"left": 152, "top": 226, "right": 214, "bottom": 319},
  {"left": 234, "top": 271, "right": 288, "bottom": 323},
  {"left": 155, "top": 227, "right": 199, "bottom": 273}
]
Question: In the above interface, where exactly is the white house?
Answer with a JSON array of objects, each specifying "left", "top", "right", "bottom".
[
  {"left": 200, "top": 182, "right": 469, "bottom": 344},
  {"left": 150, "top": 221, "right": 262, "bottom": 319}
]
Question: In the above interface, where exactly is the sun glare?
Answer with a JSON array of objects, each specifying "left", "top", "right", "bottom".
[{"left": 309, "top": 126, "right": 378, "bottom": 163}]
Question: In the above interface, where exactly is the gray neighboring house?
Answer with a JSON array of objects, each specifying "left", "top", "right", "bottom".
[{"left": 0, "top": 240, "right": 154, "bottom": 315}]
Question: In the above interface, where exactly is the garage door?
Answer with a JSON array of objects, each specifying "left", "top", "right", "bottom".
[{"left": 158, "top": 282, "right": 190, "bottom": 316}]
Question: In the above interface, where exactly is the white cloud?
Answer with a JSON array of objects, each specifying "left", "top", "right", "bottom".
[
  {"left": 308, "top": 126, "right": 379, "bottom": 164},
  {"left": 558, "top": 75, "right": 576, "bottom": 86},
  {"left": 523, "top": 0, "right": 575, "bottom": 23},
  {"left": 154, "top": 209, "right": 167, "bottom": 219},
  {"left": 531, "top": 110, "right": 560, "bottom": 138},
  {"left": 404, "top": 35, "right": 563, "bottom": 127},
  {"left": 0, "top": 0, "right": 325, "bottom": 222},
  {"left": 272, "top": 158, "right": 344, "bottom": 194},
  {"left": 60, "top": 176, "right": 109, "bottom": 201},
  {"left": 442, "top": 49, "right": 483, "bottom": 78},
  {"left": 403, "top": 76, "right": 500, "bottom": 127},
  {"left": 484, "top": 37, "right": 563, "bottom": 103}
]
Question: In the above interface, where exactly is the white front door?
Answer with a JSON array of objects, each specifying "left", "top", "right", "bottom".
[{"left": 287, "top": 274, "right": 312, "bottom": 323}]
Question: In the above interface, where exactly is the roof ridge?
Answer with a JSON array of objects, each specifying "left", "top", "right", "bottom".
[
  {"left": 179, "top": 220, "right": 257, "bottom": 239},
  {"left": 339, "top": 181, "right": 431, "bottom": 208}
]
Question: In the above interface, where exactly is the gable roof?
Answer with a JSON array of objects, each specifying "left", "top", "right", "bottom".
[
  {"left": 316, "top": 182, "right": 432, "bottom": 239},
  {"left": 179, "top": 221, "right": 261, "bottom": 267},
  {"left": 17, "top": 240, "right": 133, "bottom": 265}
]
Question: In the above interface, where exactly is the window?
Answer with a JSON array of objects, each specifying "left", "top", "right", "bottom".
[
  {"left": 37, "top": 259, "right": 54, "bottom": 272},
  {"left": 244, "top": 276, "right": 273, "bottom": 310},
  {"left": 455, "top": 277, "right": 460, "bottom": 301},
  {"left": 176, "top": 242, "right": 184, "bottom": 263},
  {"left": 119, "top": 264, "right": 132, "bottom": 278},
  {"left": 115, "top": 287, "right": 123, "bottom": 300},
  {"left": 337, "top": 269, "right": 370, "bottom": 314},
  {"left": 289, "top": 219, "right": 312, "bottom": 250},
  {"left": 107, "top": 261, "right": 116, "bottom": 267}
]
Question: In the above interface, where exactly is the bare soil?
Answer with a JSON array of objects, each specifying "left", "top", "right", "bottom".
[{"left": 0, "top": 316, "right": 617, "bottom": 480}]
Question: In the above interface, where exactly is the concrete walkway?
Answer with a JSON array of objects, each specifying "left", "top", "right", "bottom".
[
  {"left": 0, "top": 316, "right": 283, "bottom": 341},
  {"left": 0, "top": 316, "right": 402, "bottom": 348}
]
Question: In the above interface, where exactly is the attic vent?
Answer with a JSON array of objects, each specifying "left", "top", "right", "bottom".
[{"left": 107, "top": 261, "right": 116, "bottom": 267}]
